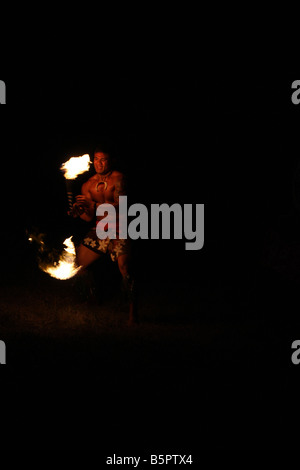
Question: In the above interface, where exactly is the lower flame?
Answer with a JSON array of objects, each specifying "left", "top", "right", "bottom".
[{"left": 41, "top": 236, "right": 81, "bottom": 280}]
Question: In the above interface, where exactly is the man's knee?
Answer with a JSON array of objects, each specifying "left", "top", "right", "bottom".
[
  {"left": 76, "top": 244, "right": 100, "bottom": 269},
  {"left": 76, "top": 247, "right": 85, "bottom": 267},
  {"left": 118, "top": 255, "right": 130, "bottom": 276}
]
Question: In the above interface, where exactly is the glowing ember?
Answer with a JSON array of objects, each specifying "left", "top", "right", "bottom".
[
  {"left": 61, "top": 154, "right": 91, "bottom": 180},
  {"left": 41, "top": 236, "right": 81, "bottom": 280}
]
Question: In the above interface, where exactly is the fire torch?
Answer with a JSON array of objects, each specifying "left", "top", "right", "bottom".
[{"left": 60, "top": 154, "right": 91, "bottom": 213}]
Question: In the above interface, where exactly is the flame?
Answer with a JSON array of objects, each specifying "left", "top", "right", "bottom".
[
  {"left": 61, "top": 154, "right": 91, "bottom": 180},
  {"left": 41, "top": 236, "right": 81, "bottom": 280}
]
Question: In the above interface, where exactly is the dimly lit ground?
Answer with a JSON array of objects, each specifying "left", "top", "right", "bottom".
[{"left": 1, "top": 249, "right": 299, "bottom": 450}]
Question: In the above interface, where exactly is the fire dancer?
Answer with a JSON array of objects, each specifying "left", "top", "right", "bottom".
[{"left": 70, "top": 146, "right": 138, "bottom": 325}]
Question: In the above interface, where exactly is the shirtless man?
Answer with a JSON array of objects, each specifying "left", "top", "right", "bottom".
[{"left": 71, "top": 147, "right": 138, "bottom": 325}]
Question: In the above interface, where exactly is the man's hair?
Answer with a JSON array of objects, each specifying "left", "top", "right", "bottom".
[
  {"left": 94, "top": 145, "right": 110, "bottom": 156},
  {"left": 94, "top": 138, "right": 115, "bottom": 157},
  {"left": 94, "top": 139, "right": 118, "bottom": 169}
]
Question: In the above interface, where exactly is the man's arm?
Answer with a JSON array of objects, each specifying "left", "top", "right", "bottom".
[
  {"left": 72, "top": 182, "right": 95, "bottom": 222},
  {"left": 113, "top": 173, "right": 127, "bottom": 206}
]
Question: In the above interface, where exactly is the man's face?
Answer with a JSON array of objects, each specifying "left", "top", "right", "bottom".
[{"left": 94, "top": 152, "right": 110, "bottom": 174}]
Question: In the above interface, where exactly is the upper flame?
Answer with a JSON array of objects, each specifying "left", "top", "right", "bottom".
[
  {"left": 61, "top": 154, "right": 91, "bottom": 180},
  {"left": 41, "top": 236, "right": 81, "bottom": 280}
]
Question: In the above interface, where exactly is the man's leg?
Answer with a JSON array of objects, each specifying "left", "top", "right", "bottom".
[
  {"left": 117, "top": 253, "right": 138, "bottom": 325},
  {"left": 76, "top": 244, "right": 102, "bottom": 268},
  {"left": 74, "top": 244, "right": 102, "bottom": 301}
]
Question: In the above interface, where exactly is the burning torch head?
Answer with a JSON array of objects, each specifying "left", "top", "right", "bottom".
[
  {"left": 60, "top": 154, "right": 91, "bottom": 180},
  {"left": 61, "top": 154, "right": 91, "bottom": 212}
]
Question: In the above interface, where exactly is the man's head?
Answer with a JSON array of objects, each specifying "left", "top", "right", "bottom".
[{"left": 94, "top": 147, "right": 111, "bottom": 175}]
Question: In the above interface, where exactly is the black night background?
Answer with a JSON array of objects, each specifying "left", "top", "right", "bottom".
[{"left": 1, "top": 75, "right": 300, "bottom": 450}]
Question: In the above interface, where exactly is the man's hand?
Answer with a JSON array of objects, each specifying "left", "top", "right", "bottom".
[
  {"left": 69, "top": 203, "right": 84, "bottom": 218},
  {"left": 69, "top": 195, "right": 94, "bottom": 219},
  {"left": 75, "top": 195, "right": 93, "bottom": 210}
]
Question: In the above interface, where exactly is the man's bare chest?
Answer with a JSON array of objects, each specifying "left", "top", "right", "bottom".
[{"left": 89, "top": 180, "right": 115, "bottom": 204}]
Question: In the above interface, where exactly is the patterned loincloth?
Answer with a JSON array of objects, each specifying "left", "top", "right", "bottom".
[{"left": 82, "top": 228, "right": 130, "bottom": 262}]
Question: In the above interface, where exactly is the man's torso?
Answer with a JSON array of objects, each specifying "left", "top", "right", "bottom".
[{"left": 84, "top": 171, "right": 123, "bottom": 231}]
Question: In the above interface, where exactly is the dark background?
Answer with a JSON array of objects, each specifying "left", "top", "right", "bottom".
[
  {"left": 1, "top": 76, "right": 300, "bottom": 451},
  {"left": 4, "top": 77, "right": 295, "bottom": 283}
]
